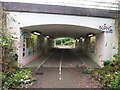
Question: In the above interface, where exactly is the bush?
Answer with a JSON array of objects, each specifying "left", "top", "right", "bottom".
[
  {"left": 2, "top": 68, "right": 36, "bottom": 89},
  {"left": 113, "top": 53, "right": 120, "bottom": 61},
  {"left": 108, "top": 72, "right": 120, "bottom": 89},
  {"left": 103, "top": 60, "right": 113, "bottom": 66},
  {"left": 90, "top": 54, "right": 120, "bottom": 89}
]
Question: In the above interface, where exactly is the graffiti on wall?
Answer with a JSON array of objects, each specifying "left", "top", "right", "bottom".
[{"left": 99, "top": 24, "right": 113, "bottom": 33}]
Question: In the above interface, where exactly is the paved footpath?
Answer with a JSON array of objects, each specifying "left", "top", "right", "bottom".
[
  {"left": 31, "top": 67, "right": 101, "bottom": 88},
  {"left": 26, "top": 49, "right": 101, "bottom": 88}
]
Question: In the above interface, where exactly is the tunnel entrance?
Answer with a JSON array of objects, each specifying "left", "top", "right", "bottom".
[
  {"left": 21, "top": 24, "right": 103, "bottom": 68},
  {"left": 6, "top": 5, "right": 117, "bottom": 87},
  {"left": 21, "top": 24, "right": 102, "bottom": 87}
]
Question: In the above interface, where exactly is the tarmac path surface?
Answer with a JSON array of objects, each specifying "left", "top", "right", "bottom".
[{"left": 26, "top": 49, "right": 101, "bottom": 88}]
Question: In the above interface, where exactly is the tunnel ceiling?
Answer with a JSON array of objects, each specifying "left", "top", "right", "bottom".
[{"left": 22, "top": 24, "right": 103, "bottom": 38}]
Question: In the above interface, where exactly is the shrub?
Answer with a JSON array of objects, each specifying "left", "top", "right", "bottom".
[
  {"left": 90, "top": 53, "right": 120, "bottom": 89},
  {"left": 108, "top": 72, "right": 120, "bottom": 89},
  {"left": 103, "top": 60, "right": 113, "bottom": 66},
  {"left": 2, "top": 68, "right": 36, "bottom": 89},
  {"left": 113, "top": 53, "right": 120, "bottom": 61}
]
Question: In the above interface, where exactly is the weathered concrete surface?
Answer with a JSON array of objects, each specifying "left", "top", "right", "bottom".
[
  {"left": 31, "top": 67, "right": 101, "bottom": 88},
  {"left": 2, "top": 2, "right": 116, "bottom": 18}
]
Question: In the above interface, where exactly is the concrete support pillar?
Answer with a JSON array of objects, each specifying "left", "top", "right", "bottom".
[
  {"left": 95, "top": 32, "right": 105, "bottom": 66},
  {"left": 104, "top": 33, "right": 113, "bottom": 60}
]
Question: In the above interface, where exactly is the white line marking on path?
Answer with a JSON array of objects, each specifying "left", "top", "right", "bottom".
[
  {"left": 35, "top": 52, "right": 54, "bottom": 72},
  {"left": 59, "top": 50, "right": 63, "bottom": 80}
]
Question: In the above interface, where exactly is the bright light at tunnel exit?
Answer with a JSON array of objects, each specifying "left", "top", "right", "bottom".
[{"left": 54, "top": 37, "right": 76, "bottom": 49}]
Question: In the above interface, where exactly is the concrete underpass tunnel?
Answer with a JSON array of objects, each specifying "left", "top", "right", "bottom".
[{"left": 20, "top": 24, "right": 103, "bottom": 66}]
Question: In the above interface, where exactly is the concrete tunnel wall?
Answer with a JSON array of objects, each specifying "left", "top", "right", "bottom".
[
  {"left": 20, "top": 33, "right": 42, "bottom": 65},
  {"left": 81, "top": 32, "right": 105, "bottom": 66},
  {"left": 7, "top": 11, "right": 119, "bottom": 66},
  {"left": 19, "top": 32, "right": 54, "bottom": 65}
]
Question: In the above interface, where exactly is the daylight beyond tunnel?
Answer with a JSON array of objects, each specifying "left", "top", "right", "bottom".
[{"left": 54, "top": 37, "right": 76, "bottom": 49}]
